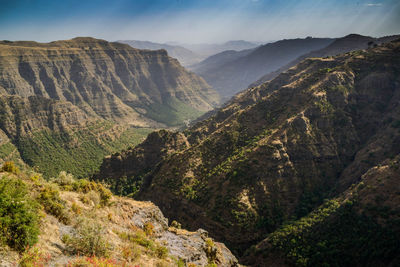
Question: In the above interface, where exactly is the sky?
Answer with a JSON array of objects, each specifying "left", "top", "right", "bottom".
[{"left": 0, "top": 0, "right": 399, "bottom": 44}]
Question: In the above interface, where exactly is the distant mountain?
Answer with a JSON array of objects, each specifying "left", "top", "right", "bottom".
[
  {"left": 188, "top": 48, "right": 255, "bottom": 73},
  {"left": 0, "top": 37, "right": 219, "bottom": 177},
  {"left": 117, "top": 40, "right": 204, "bottom": 66},
  {"left": 192, "top": 37, "right": 334, "bottom": 99},
  {"left": 95, "top": 39, "right": 400, "bottom": 265},
  {"left": 251, "top": 34, "right": 400, "bottom": 87},
  {"left": 180, "top": 40, "right": 259, "bottom": 58}
]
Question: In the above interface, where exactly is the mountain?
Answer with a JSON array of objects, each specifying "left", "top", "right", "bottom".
[
  {"left": 192, "top": 37, "right": 334, "bottom": 100},
  {"left": 251, "top": 34, "right": 400, "bottom": 87},
  {"left": 95, "top": 39, "right": 400, "bottom": 265},
  {"left": 0, "top": 165, "right": 238, "bottom": 266},
  {"left": 179, "top": 40, "right": 259, "bottom": 58},
  {"left": 0, "top": 37, "right": 219, "bottom": 127},
  {"left": 117, "top": 40, "right": 204, "bottom": 67},
  {"left": 188, "top": 48, "right": 255, "bottom": 74},
  {"left": 0, "top": 37, "right": 219, "bottom": 177}
]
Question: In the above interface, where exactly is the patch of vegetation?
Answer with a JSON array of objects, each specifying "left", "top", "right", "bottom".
[
  {"left": 37, "top": 184, "right": 70, "bottom": 224},
  {"left": 52, "top": 172, "right": 113, "bottom": 207},
  {"left": 258, "top": 199, "right": 400, "bottom": 266},
  {"left": 1, "top": 161, "right": 19, "bottom": 174},
  {"left": 0, "top": 175, "right": 40, "bottom": 252},
  {"left": 62, "top": 217, "right": 111, "bottom": 257},
  {"left": 117, "top": 230, "right": 168, "bottom": 260},
  {"left": 67, "top": 256, "right": 121, "bottom": 266},
  {"left": 0, "top": 142, "right": 17, "bottom": 159},
  {"left": 17, "top": 122, "right": 152, "bottom": 178},
  {"left": 19, "top": 246, "right": 51, "bottom": 267},
  {"left": 145, "top": 97, "right": 204, "bottom": 126}
]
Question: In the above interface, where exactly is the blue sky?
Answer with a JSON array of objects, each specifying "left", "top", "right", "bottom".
[{"left": 0, "top": 0, "right": 399, "bottom": 43}]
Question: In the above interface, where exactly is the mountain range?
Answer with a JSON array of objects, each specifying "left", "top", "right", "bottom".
[
  {"left": 0, "top": 37, "right": 218, "bottom": 177},
  {"left": 94, "top": 38, "right": 400, "bottom": 266},
  {"left": 251, "top": 33, "right": 400, "bottom": 87},
  {"left": 179, "top": 40, "right": 260, "bottom": 57},
  {"left": 117, "top": 40, "right": 204, "bottom": 67},
  {"left": 191, "top": 37, "right": 334, "bottom": 99}
]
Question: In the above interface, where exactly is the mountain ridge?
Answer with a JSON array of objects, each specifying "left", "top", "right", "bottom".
[{"left": 94, "top": 38, "right": 400, "bottom": 265}]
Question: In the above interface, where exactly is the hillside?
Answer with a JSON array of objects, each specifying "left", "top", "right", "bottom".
[
  {"left": 117, "top": 40, "right": 204, "bottom": 67},
  {"left": 0, "top": 164, "right": 238, "bottom": 266},
  {"left": 188, "top": 48, "right": 255, "bottom": 75},
  {"left": 180, "top": 40, "right": 259, "bottom": 58},
  {"left": 0, "top": 37, "right": 220, "bottom": 177},
  {"left": 95, "top": 38, "right": 400, "bottom": 265},
  {"left": 251, "top": 34, "right": 400, "bottom": 87},
  {"left": 192, "top": 37, "right": 333, "bottom": 99},
  {"left": 0, "top": 37, "right": 219, "bottom": 127},
  {"left": 0, "top": 94, "right": 153, "bottom": 178}
]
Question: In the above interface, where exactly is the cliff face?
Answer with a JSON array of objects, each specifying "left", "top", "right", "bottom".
[
  {"left": 0, "top": 37, "right": 220, "bottom": 177},
  {"left": 95, "top": 39, "right": 400, "bottom": 262},
  {"left": 0, "top": 37, "right": 219, "bottom": 127}
]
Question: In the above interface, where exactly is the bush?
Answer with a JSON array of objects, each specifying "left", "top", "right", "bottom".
[
  {"left": 121, "top": 244, "right": 141, "bottom": 262},
  {"left": 73, "top": 179, "right": 112, "bottom": 206},
  {"left": 144, "top": 221, "right": 155, "bottom": 236},
  {"left": 1, "top": 161, "right": 19, "bottom": 174},
  {"left": 62, "top": 217, "right": 110, "bottom": 257},
  {"left": 0, "top": 177, "right": 39, "bottom": 251},
  {"left": 19, "top": 246, "right": 51, "bottom": 267},
  {"left": 67, "top": 256, "right": 120, "bottom": 267},
  {"left": 37, "top": 184, "right": 70, "bottom": 224},
  {"left": 52, "top": 171, "right": 75, "bottom": 189}
]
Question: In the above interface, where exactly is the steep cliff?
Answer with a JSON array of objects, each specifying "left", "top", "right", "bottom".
[
  {"left": 0, "top": 37, "right": 219, "bottom": 127},
  {"left": 95, "top": 38, "right": 400, "bottom": 264},
  {"left": 0, "top": 37, "right": 220, "bottom": 177}
]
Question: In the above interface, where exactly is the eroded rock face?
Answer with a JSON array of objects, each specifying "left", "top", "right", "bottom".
[
  {"left": 95, "top": 39, "right": 400, "bottom": 256},
  {"left": 127, "top": 201, "right": 238, "bottom": 266},
  {"left": 0, "top": 37, "right": 219, "bottom": 127}
]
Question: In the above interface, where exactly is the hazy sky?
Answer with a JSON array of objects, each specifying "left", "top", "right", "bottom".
[{"left": 0, "top": 0, "right": 399, "bottom": 43}]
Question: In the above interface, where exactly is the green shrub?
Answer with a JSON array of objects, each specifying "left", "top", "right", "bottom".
[
  {"left": 19, "top": 246, "right": 51, "bottom": 267},
  {"left": 0, "top": 177, "right": 39, "bottom": 252},
  {"left": 37, "top": 184, "right": 70, "bottom": 224},
  {"left": 144, "top": 221, "right": 155, "bottom": 236},
  {"left": 1, "top": 161, "right": 19, "bottom": 174},
  {"left": 52, "top": 171, "right": 75, "bottom": 189},
  {"left": 62, "top": 217, "right": 110, "bottom": 257},
  {"left": 72, "top": 179, "right": 112, "bottom": 206}
]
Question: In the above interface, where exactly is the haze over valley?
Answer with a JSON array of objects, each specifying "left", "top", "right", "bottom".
[{"left": 0, "top": 0, "right": 399, "bottom": 266}]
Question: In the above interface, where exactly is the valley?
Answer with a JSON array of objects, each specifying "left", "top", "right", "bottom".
[
  {"left": 94, "top": 38, "right": 400, "bottom": 266},
  {"left": 0, "top": 12, "right": 399, "bottom": 267}
]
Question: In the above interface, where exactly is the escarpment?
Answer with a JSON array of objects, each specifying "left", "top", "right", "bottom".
[
  {"left": 0, "top": 37, "right": 219, "bottom": 127},
  {"left": 95, "top": 39, "right": 400, "bottom": 264},
  {"left": 0, "top": 37, "right": 220, "bottom": 177}
]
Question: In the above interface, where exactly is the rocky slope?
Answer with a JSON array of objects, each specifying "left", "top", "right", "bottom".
[
  {"left": 251, "top": 33, "right": 400, "bottom": 87},
  {"left": 192, "top": 37, "right": 333, "bottom": 99},
  {"left": 117, "top": 40, "right": 204, "bottom": 67},
  {"left": 95, "top": 38, "right": 400, "bottom": 265},
  {"left": 0, "top": 94, "right": 153, "bottom": 178},
  {"left": 0, "top": 37, "right": 219, "bottom": 127},
  {"left": 243, "top": 155, "right": 400, "bottom": 266},
  {"left": 0, "top": 166, "right": 238, "bottom": 267},
  {"left": 0, "top": 37, "right": 220, "bottom": 177}
]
